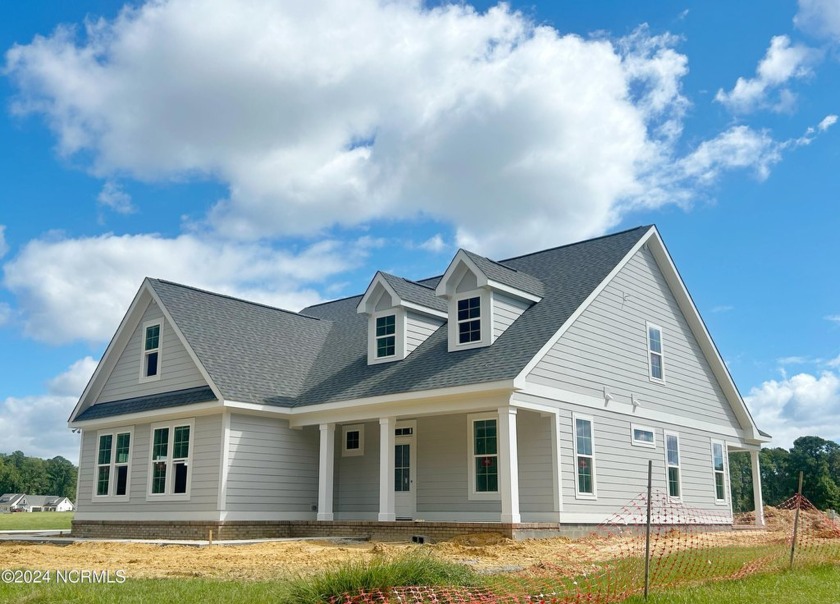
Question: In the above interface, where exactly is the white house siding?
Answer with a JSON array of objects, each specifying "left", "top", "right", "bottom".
[
  {"left": 527, "top": 246, "right": 741, "bottom": 427},
  {"left": 75, "top": 413, "right": 222, "bottom": 518},
  {"left": 492, "top": 293, "right": 530, "bottom": 341},
  {"left": 405, "top": 311, "right": 444, "bottom": 355},
  {"left": 415, "top": 415, "right": 501, "bottom": 520},
  {"left": 98, "top": 301, "right": 207, "bottom": 404},
  {"left": 333, "top": 421, "right": 380, "bottom": 518},
  {"left": 226, "top": 414, "right": 319, "bottom": 515},
  {"left": 516, "top": 410, "right": 555, "bottom": 520}
]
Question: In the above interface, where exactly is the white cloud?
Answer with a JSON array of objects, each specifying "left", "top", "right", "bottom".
[
  {"left": 0, "top": 225, "right": 8, "bottom": 258},
  {"left": 419, "top": 234, "right": 447, "bottom": 253},
  {"left": 2, "top": 233, "right": 372, "bottom": 344},
  {"left": 676, "top": 126, "right": 782, "bottom": 184},
  {"left": 818, "top": 114, "right": 838, "bottom": 131},
  {"left": 715, "top": 36, "right": 817, "bottom": 113},
  {"left": 795, "top": 0, "right": 840, "bottom": 41},
  {"left": 6, "top": 0, "right": 778, "bottom": 257},
  {"left": 745, "top": 371, "right": 840, "bottom": 448},
  {"left": 0, "top": 357, "right": 95, "bottom": 459},
  {"left": 826, "top": 314, "right": 840, "bottom": 324},
  {"left": 97, "top": 180, "right": 134, "bottom": 213},
  {"left": 0, "top": 303, "right": 10, "bottom": 326}
]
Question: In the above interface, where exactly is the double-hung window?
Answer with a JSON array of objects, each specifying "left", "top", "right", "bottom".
[
  {"left": 457, "top": 297, "right": 481, "bottom": 344},
  {"left": 574, "top": 415, "right": 595, "bottom": 498},
  {"left": 94, "top": 428, "right": 132, "bottom": 500},
  {"left": 647, "top": 323, "right": 664, "bottom": 381},
  {"left": 140, "top": 320, "right": 163, "bottom": 381},
  {"left": 148, "top": 420, "right": 193, "bottom": 499},
  {"left": 468, "top": 415, "right": 498, "bottom": 498},
  {"left": 711, "top": 441, "right": 727, "bottom": 503},
  {"left": 665, "top": 431, "right": 681, "bottom": 498},
  {"left": 376, "top": 315, "right": 396, "bottom": 358}
]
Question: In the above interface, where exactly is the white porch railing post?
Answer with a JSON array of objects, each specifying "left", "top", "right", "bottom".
[
  {"left": 317, "top": 423, "right": 335, "bottom": 521},
  {"left": 750, "top": 449, "right": 765, "bottom": 527},
  {"left": 378, "top": 417, "right": 396, "bottom": 521},
  {"left": 498, "top": 406, "right": 521, "bottom": 523}
]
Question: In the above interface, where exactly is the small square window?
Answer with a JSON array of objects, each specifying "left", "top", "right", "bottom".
[{"left": 342, "top": 424, "right": 364, "bottom": 457}]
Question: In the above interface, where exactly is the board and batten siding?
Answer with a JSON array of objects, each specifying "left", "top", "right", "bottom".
[
  {"left": 492, "top": 292, "right": 531, "bottom": 341},
  {"left": 98, "top": 301, "right": 207, "bottom": 404},
  {"left": 527, "top": 246, "right": 741, "bottom": 428},
  {"left": 334, "top": 421, "right": 380, "bottom": 518},
  {"left": 76, "top": 413, "right": 222, "bottom": 517},
  {"left": 405, "top": 311, "right": 444, "bottom": 355},
  {"left": 226, "top": 414, "right": 319, "bottom": 514}
]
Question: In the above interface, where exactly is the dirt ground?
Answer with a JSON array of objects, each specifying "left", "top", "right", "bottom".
[{"left": 0, "top": 524, "right": 802, "bottom": 581}]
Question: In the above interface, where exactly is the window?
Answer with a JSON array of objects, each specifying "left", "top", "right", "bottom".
[
  {"left": 376, "top": 315, "right": 396, "bottom": 358},
  {"left": 631, "top": 425, "right": 656, "bottom": 448},
  {"left": 148, "top": 420, "right": 193, "bottom": 499},
  {"left": 94, "top": 428, "right": 132, "bottom": 499},
  {"left": 647, "top": 323, "right": 664, "bottom": 381},
  {"left": 342, "top": 424, "right": 364, "bottom": 457},
  {"left": 665, "top": 432, "right": 681, "bottom": 498},
  {"left": 574, "top": 415, "right": 596, "bottom": 498},
  {"left": 468, "top": 414, "right": 499, "bottom": 499},
  {"left": 712, "top": 441, "right": 727, "bottom": 503},
  {"left": 457, "top": 296, "right": 482, "bottom": 344},
  {"left": 140, "top": 320, "right": 163, "bottom": 381}
]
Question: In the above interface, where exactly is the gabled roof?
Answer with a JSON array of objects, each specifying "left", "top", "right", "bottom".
[
  {"left": 0, "top": 494, "right": 24, "bottom": 504},
  {"left": 75, "top": 386, "right": 217, "bottom": 421},
  {"left": 460, "top": 250, "right": 545, "bottom": 297},
  {"left": 378, "top": 272, "right": 447, "bottom": 313}
]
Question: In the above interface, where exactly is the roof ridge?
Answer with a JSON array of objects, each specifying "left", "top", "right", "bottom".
[
  {"left": 150, "top": 278, "right": 324, "bottom": 321},
  {"left": 462, "top": 249, "right": 528, "bottom": 273},
  {"left": 497, "top": 225, "right": 653, "bottom": 264},
  {"left": 380, "top": 271, "right": 437, "bottom": 291}
]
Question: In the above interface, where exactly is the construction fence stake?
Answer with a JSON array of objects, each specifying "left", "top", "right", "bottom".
[{"left": 644, "top": 459, "right": 653, "bottom": 600}]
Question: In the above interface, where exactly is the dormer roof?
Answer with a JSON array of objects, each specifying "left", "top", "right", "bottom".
[
  {"left": 435, "top": 249, "right": 544, "bottom": 301},
  {"left": 357, "top": 271, "right": 447, "bottom": 317}
]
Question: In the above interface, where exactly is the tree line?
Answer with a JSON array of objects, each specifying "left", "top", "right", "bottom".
[
  {"left": 0, "top": 451, "right": 77, "bottom": 501},
  {"left": 729, "top": 436, "right": 840, "bottom": 513}
]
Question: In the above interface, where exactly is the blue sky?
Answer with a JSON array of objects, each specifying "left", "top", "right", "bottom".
[{"left": 0, "top": 0, "right": 838, "bottom": 461}]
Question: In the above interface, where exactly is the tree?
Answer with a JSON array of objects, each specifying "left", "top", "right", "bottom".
[
  {"left": 787, "top": 436, "right": 840, "bottom": 510},
  {"left": 46, "top": 457, "right": 78, "bottom": 500},
  {"left": 727, "top": 451, "right": 754, "bottom": 513}
]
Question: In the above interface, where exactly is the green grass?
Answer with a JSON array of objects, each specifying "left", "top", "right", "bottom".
[
  {"left": 622, "top": 564, "right": 840, "bottom": 604},
  {"left": 0, "top": 511, "right": 73, "bottom": 531},
  {"left": 0, "top": 551, "right": 480, "bottom": 604}
]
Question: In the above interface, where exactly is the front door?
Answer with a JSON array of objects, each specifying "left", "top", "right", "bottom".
[{"left": 394, "top": 422, "right": 417, "bottom": 519}]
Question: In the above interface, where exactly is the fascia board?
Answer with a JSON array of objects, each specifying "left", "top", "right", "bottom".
[{"left": 69, "top": 400, "right": 224, "bottom": 430}]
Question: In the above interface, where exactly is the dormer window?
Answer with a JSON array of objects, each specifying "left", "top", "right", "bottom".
[
  {"left": 376, "top": 315, "right": 396, "bottom": 358},
  {"left": 140, "top": 320, "right": 163, "bottom": 381},
  {"left": 457, "top": 297, "right": 481, "bottom": 344}
]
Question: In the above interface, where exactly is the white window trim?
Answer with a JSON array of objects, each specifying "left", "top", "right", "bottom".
[
  {"left": 342, "top": 424, "right": 365, "bottom": 457},
  {"left": 139, "top": 319, "right": 163, "bottom": 383},
  {"left": 92, "top": 426, "right": 134, "bottom": 502},
  {"left": 664, "top": 430, "right": 682, "bottom": 501},
  {"left": 467, "top": 412, "right": 501, "bottom": 501},
  {"left": 711, "top": 440, "right": 728, "bottom": 505},
  {"left": 449, "top": 291, "right": 492, "bottom": 352},
  {"left": 646, "top": 322, "right": 665, "bottom": 383},
  {"left": 367, "top": 309, "right": 406, "bottom": 364},
  {"left": 631, "top": 424, "right": 656, "bottom": 449},
  {"left": 573, "top": 413, "right": 597, "bottom": 500},
  {"left": 146, "top": 419, "right": 194, "bottom": 501}
]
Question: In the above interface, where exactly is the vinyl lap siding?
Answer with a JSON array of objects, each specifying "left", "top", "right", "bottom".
[
  {"left": 226, "top": 414, "right": 318, "bottom": 513},
  {"left": 334, "top": 421, "right": 380, "bottom": 516},
  {"left": 98, "top": 301, "right": 207, "bottom": 404},
  {"left": 76, "top": 414, "right": 222, "bottom": 516},
  {"left": 405, "top": 311, "right": 443, "bottom": 355},
  {"left": 527, "top": 247, "right": 740, "bottom": 427},
  {"left": 493, "top": 293, "right": 530, "bottom": 341},
  {"left": 517, "top": 410, "right": 554, "bottom": 517}
]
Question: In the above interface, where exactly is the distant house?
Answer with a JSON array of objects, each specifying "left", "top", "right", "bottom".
[
  {"left": 0, "top": 494, "right": 26, "bottom": 513},
  {"left": 0, "top": 494, "right": 75, "bottom": 513},
  {"left": 68, "top": 226, "right": 769, "bottom": 541}
]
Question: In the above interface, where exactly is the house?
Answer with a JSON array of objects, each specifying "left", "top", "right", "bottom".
[
  {"left": 68, "top": 225, "right": 769, "bottom": 541},
  {"left": 0, "top": 494, "right": 26, "bottom": 513}
]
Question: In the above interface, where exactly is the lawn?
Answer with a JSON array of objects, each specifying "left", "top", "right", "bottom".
[{"left": 0, "top": 511, "right": 73, "bottom": 531}]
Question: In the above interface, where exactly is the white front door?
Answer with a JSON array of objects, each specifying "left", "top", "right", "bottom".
[{"left": 394, "top": 422, "right": 417, "bottom": 519}]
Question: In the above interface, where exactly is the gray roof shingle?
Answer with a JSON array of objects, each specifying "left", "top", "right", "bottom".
[
  {"left": 75, "top": 386, "right": 217, "bottom": 421},
  {"left": 378, "top": 272, "right": 447, "bottom": 313},
  {"left": 460, "top": 250, "right": 545, "bottom": 297}
]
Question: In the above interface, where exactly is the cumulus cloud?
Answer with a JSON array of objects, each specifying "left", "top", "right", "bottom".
[
  {"left": 97, "top": 180, "right": 134, "bottom": 213},
  {"left": 795, "top": 0, "right": 840, "bottom": 41},
  {"left": 419, "top": 234, "right": 447, "bottom": 253},
  {"left": 0, "top": 357, "right": 95, "bottom": 459},
  {"left": 745, "top": 371, "right": 840, "bottom": 448},
  {"left": 715, "top": 36, "right": 817, "bottom": 113},
  {"left": 2, "top": 233, "right": 373, "bottom": 344},
  {"left": 3, "top": 0, "right": 789, "bottom": 258}
]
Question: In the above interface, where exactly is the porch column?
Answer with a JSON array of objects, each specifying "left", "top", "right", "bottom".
[
  {"left": 750, "top": 449, "right": 765, "bottom": 527},
  {"left": 317, "top": 423, "right": 335, "bottom": 521},
  {"left": 378, "top": 416, "right": 396, "bottom": 521},
  {"left": 550, "top": 411, "right": 563, "bottom": 519},
  {"left": 498, "top": 406, "right": 521, "bottom": 523}
]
